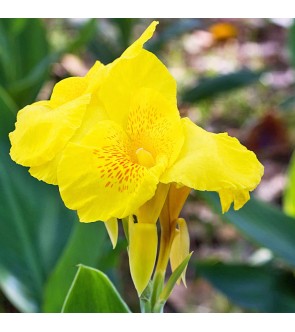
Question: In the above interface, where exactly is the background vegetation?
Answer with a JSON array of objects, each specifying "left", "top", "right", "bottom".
[{"left": 1, "top": 18, "right": 295, "bottom": 313}]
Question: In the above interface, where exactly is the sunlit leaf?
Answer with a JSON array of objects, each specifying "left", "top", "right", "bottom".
[{"left": 62, "top": 265, "right": 130, "bottom": 313}]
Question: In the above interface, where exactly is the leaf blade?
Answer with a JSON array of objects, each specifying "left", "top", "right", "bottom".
[
  {"left": 200, "top": 192, "right": 295, "bottom": 268},
  {"left": 62, "top": 265, "right": 130, "bottom": 313},
  {"left": 43, "top": 222, "right": 107, "bottom": 313},
  {"left": 182, "top": 69, "right": 264, "bottom": 103}
]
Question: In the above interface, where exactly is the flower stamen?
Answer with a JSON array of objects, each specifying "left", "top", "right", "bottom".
[{"left": 136, "top": 148, "right": 155, "bottom": 168}]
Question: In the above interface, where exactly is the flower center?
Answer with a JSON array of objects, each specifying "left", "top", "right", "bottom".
[{"left": 136, "top": 148, "right": 155, "bottom": 168}]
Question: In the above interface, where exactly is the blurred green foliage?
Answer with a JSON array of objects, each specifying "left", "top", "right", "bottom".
[
  {"left": 196, "top": 260, "right": 295, "bottom": 312},
  {"left": 181, "top": 69, "right": 264, "bottom": 103},
  {"left": 1, "top": 18, "right": 295, "bottom": 313},
  {"left": 0, "top": 18, "right": 116, "bottom": 313}
]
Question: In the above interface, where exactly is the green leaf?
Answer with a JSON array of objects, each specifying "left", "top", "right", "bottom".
[
  {"left": 200, "top": 192, "right": 295, "bottom": 268},
  {"left": 159, "top": 252, "right": 192, "bottom": 303},
  {"left": 111, "top": 18, "right": 138, "bottom": 49},
  {"left": 43, "top": 222, "right": 107, "bottom": 313},
  {"left": 182, "top": 69, "right": 264, "bottom": 103},
  {"left": 283, "top": 151, "right": 295, "bottom": 217},
  {"left": 196, "top": 260, "right": 295, "bottom": 312},
  {"left": 87, "top": 19, "right": 122, "bottom": 64},
  {"left": 288, "top": 19, "right": 295, "bottom": 68},
  {"left": 0, "top": 86, "right": 18, "bottom": 140},
  {"left": 0, "top": 19, "right": 51, "bottom": 107},
  {"left": 7, "top": 52, "right": 59, "bottom": 107},
  {"left": 62, "top": 265, "right": 130, "bottom": 313},
  {"left": 0, "top": 142, "right": 75, "bottom": 312}
]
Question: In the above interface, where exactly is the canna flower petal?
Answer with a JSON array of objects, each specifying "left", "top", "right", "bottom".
[
  {"left": 136, "top": 183, "right": 170, "bottom": 224},
  {"left": 58, "top": 88, "right": 183, "bottom": 222},
  {"left": 161, "top": 118, "right": 264, "bottom": 213},
  {"left": 9, "top": 95, "right": 91, "bottom": 168},
  {"left": 170, "top": 218, "right": 190, "bottom": 286},
  {"left": 165, "top": 184, "right": 191, "bottom": 222},
  {"left": 9, "top": 61, "right": 107, "bottom": 185},
  {"left": 104, "top": 218, "right": 118, "bottom": 249},
  {"left": 128, "top": 219, "right": 158, "bottom": 295},
  {"left": 58, "top": 120, "right": 165, "bottom": 222},
  {"left": 122, "top": 21, "right": 159, "bottom": 58},
  {"left": 99, "top": 52, "right": 177, "bottom": 128}
]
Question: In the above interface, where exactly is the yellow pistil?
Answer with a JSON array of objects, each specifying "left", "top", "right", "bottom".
[{"left": 136, "top": 148, "right": 155, "bottom": 168}]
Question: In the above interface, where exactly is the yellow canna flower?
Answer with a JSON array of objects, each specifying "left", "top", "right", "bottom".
[{"left": 9, "top": 21, "right": 264, "bottom": 298}]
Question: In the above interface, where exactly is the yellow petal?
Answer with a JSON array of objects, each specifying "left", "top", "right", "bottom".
[
  {"left": 50, "top": 77, "right": 88, "bottom": 107},
  {"left": 27, "top": 97, "right": 108, "bottom": 186},
  {"left": 125, "top": 88, "right": 183, "bottom": 167},
  {"left": 170, "top": 218, "right": 190, "bottom": 286},
  {"left": 161, "top": 118, "right": 264, "bottom": 212},
  {"left": 99, "top": 51, "right": 177, "bottom": 128},
  {"left": 50, "top": 60, "right": 105, "bottom": 107},
  {"left": 29, "top": 152, "right": 62, "bottom": 185},
  {"left": 137, "top": 183, "right": 170, "bottom": 224},
  {"left": 9, "top": 95, "right": 91, "bottom": 167},
  {"left": 104, "top": 218, "right": 118, "bottom": 249},
  {"left": 58, "top": 120, "right": 166, "bottom": 222},
  {"left": 122, "top": 21, "right": 159, "bottom": 58},
  {"left": 166, "top": 184, "right": 191, "bottom": 222},
  {"left": 85, "top": 60, "right": 106, "bottom": 90},
  {"left": 128, "top": 219, "right": 158, "bottom": 295}
]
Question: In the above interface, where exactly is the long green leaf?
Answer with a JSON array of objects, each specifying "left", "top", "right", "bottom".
[
  {"left": 0, "top": 19, "right": 51, "bottom": 107},
  {"left": 199, "top": 192, "right": 295, "bottom": 268},
  {"left": 182, "top": 69, "right": 264, "bottom": 103},
  {"left": 110, "top": 18, "right": 137, "bottom": 49},
  {"left": 196, "top": 260, "right": 295, "bottom": 312},
  {"left": 0, "top": 142, "right": 75, "bottom": 312},
  {"left": 0, "top": 86, "right": 18, "bottom": 140},
  {"left": 43, "top": 222, "right": 107, "bottom": 312},
  {"left": 159, "top": 252, "right": 192, "bottom": 303},
  {"left": 62, "top": 265, "right": 130, "bottom": 313},
  {"left": 67, "top": 19, "right": 98, "bottom": 53}
]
